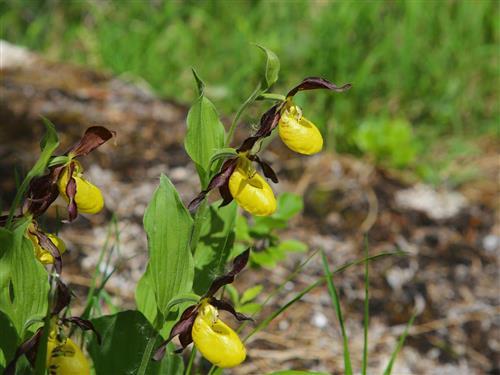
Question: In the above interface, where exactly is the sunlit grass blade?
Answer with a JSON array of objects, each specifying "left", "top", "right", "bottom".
[
  {"left": 320, "top": 250, "right": 352, "bottom": 375},
  {"left": 362, "top": 237, "right": 369, "bottom": 375},
  {"left": 382, "top": 312, "right": 416, "bottom": 375},
  {"left": 244, "top": 251, "right": 402, "bottom": 342}
]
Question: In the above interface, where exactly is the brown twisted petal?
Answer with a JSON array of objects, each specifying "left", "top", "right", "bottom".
[
  {"left": 4, "top": 328, "right": 43, "bottom": 374},
  {"left": 286, "top": 76, "right": 352, "bottom": 97},
  {"left": 209, "top": 298, "right": 253, "bottom": 322},
  {"left": 30, "top": 226, "right": 63, "bottom": 274},
  {"left": 62, "top": 317, "right": 101, "bottom": 344},
  {"left": 188, "top": 158, "right": 238, "bottom": 212},
  {"left": 237, "top": 104, "right": 283, "bottom": 152},
  {"left": 65, "top": 162, "right": 78, "bottom": 222},
  {"left": 251, "top": 155, "right": 279, "bottom": 183},
  {"left": 66, "top": 126, "right": 115, "bottom": 157},
  {"left": 153, "top": 304, "right": 199, "bottom": 360},
  {"left": 204, "top": 249, "right": 250, "bottom": 298}
]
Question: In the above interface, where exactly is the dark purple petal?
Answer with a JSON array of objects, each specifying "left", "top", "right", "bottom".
[
  {"left": 218, "top": 181, "right": 234, "bottom": 207},
  {"left": 65, "top": 163, "right": 78, "bottom": 222},
  {"left": 30, "top": 227, "right": 63, "bottom": 274},
  {"left": 210, "top": 298, "right": 253, "bottom": 322},
  {"left": 66, "top": 126, "right": 115, "bottom": 157},
  {"left": 205, "top": 249, "right": 250, "bottom": 297},
  {"left": 287, "top": 76, "right": 352, "bottom": 97},
  {"left": 23, "top": 171, "right": 61, "bottom": 218},
  {"left": 188, "top": 158, "right": 238, "bottom": 213},
  {"left": 51, "top": 279, "right": 71, "bottom": 315},
  {"left": 63, "top": 317, "right": 101, "bottom": 344},
  {"left": 153, "top": 305, "right": 198, "bottom": 360},
  {"left": 253, "top": 156, "right": 279, "bottom": 183},
  {"left": 4, "top": 328, "right": 43, "bottom": 374},
  {"left": 237, "top": 104, "right": 282, "bottom": 152},
  {"left": 237, "top": 136, "right": 260, "bottom": 153}
]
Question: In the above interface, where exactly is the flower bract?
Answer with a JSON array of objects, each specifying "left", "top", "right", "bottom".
[
  {"left": 278, "top": 103, "right": 323, "bottom": 155},
  {"left": 192, "top": 300, "right": 246, "bottom": 368}
]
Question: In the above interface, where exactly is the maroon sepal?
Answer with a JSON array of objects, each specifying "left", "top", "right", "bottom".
[
  {"left": 29, "top": 226, "right": 63, "bottom": 274},
  {"left": 65, "top": 163, "right": 78, "bottom": 222},
  {"left": 4, "top": 328, "right": 43, "bottom": 375},
  {"left": 153, "top": 305, "right": 199, "bottom": 361},
  {"left": 250, "top": 155, "right": 278, "bottom": 183},
  {"left": 23, "top": 173, "right": 60, "bottom": 218},
  {"left": 286, "top": 76, "right": 352, "bottom": 98},
  {"left": 62, "top": 317, "right": 101, "bottom": 344},
  {"left": 66, "top": 126, "right": 115, "bottom": 157},
  {"left": 237, "top": 104, "right": 282, "bottom": 152},
  {"left": 209, "top": 298, "right": 253, "bottom": 322},
  {"left": 51, "top": 279, "right": 72, "bottom": 315},
  {"left": 218, "top": 182, "right": 234, "bottom": 208},
  {"left": 204, "top": 249, "right": 250, "bottom": 298},
  {"left": 188, "top": 158, "right": 238, "bottom": 213}
]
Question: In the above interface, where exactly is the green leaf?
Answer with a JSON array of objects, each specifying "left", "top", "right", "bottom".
[
  {"left": 165, "top": 293, "right": 200, "bottom": 312},
  {"left": 266, "top": 372, "right": 329, "bottom": 375},
  {"left": 383, "top": 312, "right": 416, "bottom": 375},
  {"left": 256, "top": 44, "right": 280, "bottom": 89},
  {"left": 0, "top": 311, "right": 19, "bottom": 368},
  {"left": 135, "top": 266, "right": 158, "bottom": 325},
  {"left": 193, "top": 201, "right": 237, "bottom": 295},
  {"left": 0, "top": 222, "right": 49, "bottom": 337},
  {"left": 6, "top": 117, "right": 59, "bottom": 226},
  {"left": 321, "top": 250, "right": 352, "bottom": 375},
  {"left": 191, "top": 68, "right": 205, "bottom": 96},
  {"left": 185, "top": 73, "right": 225, "bottom": 186},
  {"left": 47, "top": 155, "right": 69, "bottom": 168},
  {"left": 208, "top": 147, "right": 238, "bottom": 167},
  {"left": 277, "top": 240, "right": 308, "bottom": 253},
  {"left": 238, "top": 302, "right": 262, "bottom": 315},
  {"left": 141, "top": 174, "right": 194, "bottom": 318},
  {"left": 240, "top": 285, "right": 263, "bottom": 305},
  {"left": 88, "top": 310, "right": 184, "bottom": 375}
]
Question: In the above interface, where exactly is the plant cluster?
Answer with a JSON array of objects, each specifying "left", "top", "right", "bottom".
[{"left": 1, "top": 47, "right": 413, "bottom": 375}]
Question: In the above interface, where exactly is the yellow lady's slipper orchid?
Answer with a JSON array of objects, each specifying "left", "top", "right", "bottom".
[
  {"left": 46, "top": 331, "right": 90, "bottom": 375},
  {"left": 192, "top": 301, "right": 246, "bottom": 368},
  {"left": 229, "top": 157, "right": 276, "bottom": 216},
  {"left": 27, "top": 226, "right": 66, "bottom": 265},
  {"left": 278, "top": 103, "right": 323, "bottom": 155},
  {"left": 57, "top": 161, "right": 104, "bottom": 214}
]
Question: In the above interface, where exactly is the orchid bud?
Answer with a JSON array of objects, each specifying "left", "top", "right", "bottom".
[
  {"left": 57, "top": 161, "right": 104, "bottom": 215},
  {"left": 191, "top": 301, "right": 246, "bottom": 368},
  {"left": 228, "top": 156, "right": 277, "bottom": 216},
  {"left": 278, "top": 103, "right": 323, "bottom": 155}
]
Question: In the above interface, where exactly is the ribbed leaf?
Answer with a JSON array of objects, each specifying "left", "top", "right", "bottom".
[
  {"left": 88, "top": 310, "right": 183, "bottom": 375},
  {"left": 185, "top": 73, "right": 225, "bottom": 186},
  {"left": 0, "top": 221, "right": 49, "bottom": 337},
  {"left": 193, "top": 201, "right": 237, "bottom": 295},
  {"left": 141, "top": 174, "right": 194, "bottom": 318}
]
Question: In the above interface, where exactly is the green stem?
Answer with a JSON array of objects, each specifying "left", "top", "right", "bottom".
[
  {"left": 137, "top": 316, "right": 164, "bottom": 375},
  {"left": 224, "top": 84, "right": 262, "bottom": 147},
  {"left": 185, "top": 347, "right": 197, "bottom": 375},
  {"left": 6, "top": 177, "right": 31, "bottom": 228},
  {"left": 257, "top": 93, "right": 286, "bottom": 101},
  {"left": 362, "top": 237, "right": 370, "bottom": 375}
]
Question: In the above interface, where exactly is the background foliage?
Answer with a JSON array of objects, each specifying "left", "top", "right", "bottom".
[{"left": 2, "top": 0, "right": 498, "bottom": 157}]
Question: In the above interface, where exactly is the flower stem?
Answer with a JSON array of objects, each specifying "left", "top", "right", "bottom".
[
  {"left": 185, "top": 347, "right": 197, "bottom": 375},
  {"left": 224, "top": 84, "right": 262, "bottom": 147}
]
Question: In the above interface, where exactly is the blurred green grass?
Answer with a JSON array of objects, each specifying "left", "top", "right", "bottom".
[{"left": 1, "top": 0, "right": 498, "bottom": 175}]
